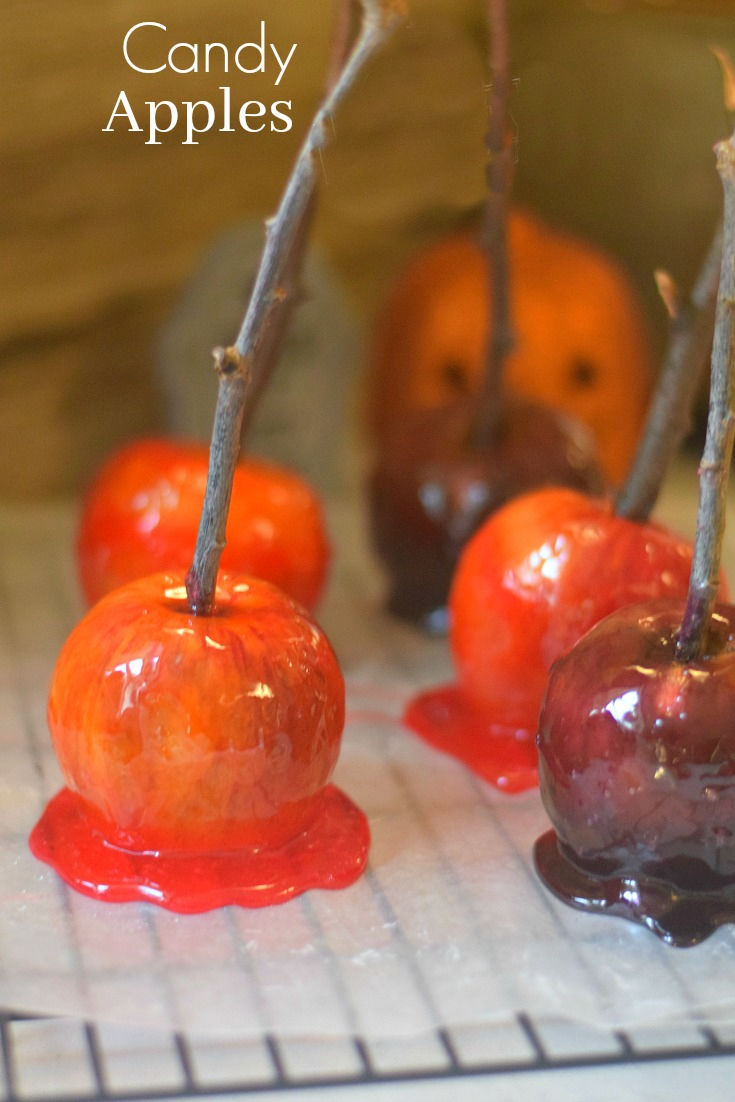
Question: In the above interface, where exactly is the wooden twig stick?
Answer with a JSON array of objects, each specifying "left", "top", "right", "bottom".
[
  {"left": 614, "top": 223, "right": 722, "bottom": 521},
  {"left": 239, "top": 0, "right": 356, "bottom": 434},
  {"left": 676, "top": 133, "right": 735, "bottom": 661},
  {"left": 472, "top": 0, "right": 516, "bottom": 448},
  {"left": 184, "top": 347, "right": 249, "bottom": 614},
  {"left": 186, "top": 0, "right": 405, "bottom": 614}
]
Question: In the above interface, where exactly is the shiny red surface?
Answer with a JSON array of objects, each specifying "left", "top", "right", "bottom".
[
  {"left": 77, "top": 439, "right": 330, "bottom": 610},
  {"left": 404, "top": 487, "right": 710, "bottom": 790},
  {"left": 31, "top": 572, "right": 369, "bottom": 907},
  {"left": 534, "top": 599, "right": 735, "bottom": 945}
]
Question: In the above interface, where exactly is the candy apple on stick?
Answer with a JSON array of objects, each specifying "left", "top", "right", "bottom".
[
  {"left": 74, "top": 3, "right": 358, "bottom": 612},
  {"left": 29, "top": 0, "right": 406, "bottom": 912},
  {"left": 534, "top": 113, "right": 735, "bottom": 946},
  {"left": 368, "top": 0, "right": 604, "bottom": 633},
  {"left": 404, "top": 196, "right": 725, "bottom": 792},
  {"left": 77, "top": 439, "right": 331, "bottom": 610}
]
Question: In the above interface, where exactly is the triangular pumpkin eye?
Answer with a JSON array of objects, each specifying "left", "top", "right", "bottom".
[
  {"left": 569, "top": 358, "right": 598, "bottom": 389},
  {"left": 443, "top": 360, "right": 471, "bottom": 392}
]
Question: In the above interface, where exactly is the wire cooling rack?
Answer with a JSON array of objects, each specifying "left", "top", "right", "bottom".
[
  {"left": 1, "top": 468, "right": 735, "bottom": 1101},
  {"left": 2, "top": 1008, "right": 735, "bottom": 1100}
]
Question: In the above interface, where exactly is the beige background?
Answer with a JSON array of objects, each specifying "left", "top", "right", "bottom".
[{"left": 3, "top": 0, "right": 735, "bottom": 497}]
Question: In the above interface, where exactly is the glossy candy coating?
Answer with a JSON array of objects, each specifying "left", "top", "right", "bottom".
[
  {"left": 30, "top": 573, "right": 369, "bottom": 910},
  {"left": 406, "top": 488, "right": 701, "bottom": 791},
  {"left": 369, "top": 397, "right": 603, "bottom": 633},
  {"left": 534, "top": 599, "right": 735, "bottom": 946},
  {"left": 77, "top": 439, "right": 330, "bottom": 610}
]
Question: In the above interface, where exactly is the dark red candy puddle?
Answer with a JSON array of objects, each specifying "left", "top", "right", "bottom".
[
  {"left": 404, "top": 684, "right": 538, "bottom": 793},
  {"left": 30, "top": 785, "right": 370, "bottom": 912},
  {"left": 534, "top": 830, "right": 735, "bottom": 947}
]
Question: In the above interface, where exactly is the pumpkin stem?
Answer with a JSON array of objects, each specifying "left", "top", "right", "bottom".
[
  {"left": 186, "top": 0, "right": 404, "bottom": 615},
  {"left": 614, "top": 222, "right": 721, "bottom": 522},
  {"left": 471, "top": 0, "right": 517, "bottom": 449}
]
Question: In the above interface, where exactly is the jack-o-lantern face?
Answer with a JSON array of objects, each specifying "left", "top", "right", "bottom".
[{"left": 367, "top": 208, "right": 653, "bottom": 486}]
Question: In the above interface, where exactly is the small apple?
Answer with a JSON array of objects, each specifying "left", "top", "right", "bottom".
[
  {"left": 534, "top": 598, "right": 735, "bottom": 946},
  {"left": 369, "top": 395, "right": 603, "bottom": 633},
  {"left": 405, "top": 486, "right": 708, "bottom": 791},
  {"left": 30, "top": 572, "right": 369, "bottom": 911},
  {"left": 77, "top": 438, "right": 331, "bottom": 610}
]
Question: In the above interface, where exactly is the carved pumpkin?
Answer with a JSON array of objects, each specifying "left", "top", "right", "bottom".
[{"left": 367, "top": 208, "right": 653, "bottom": 486}]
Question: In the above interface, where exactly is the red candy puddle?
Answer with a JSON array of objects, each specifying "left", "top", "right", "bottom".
[
  {"left": 30, "top": 785, "right": 370, "bottom": 912},
  {"left": 404, "top": 685, "right": 538, "bottom": 793}
]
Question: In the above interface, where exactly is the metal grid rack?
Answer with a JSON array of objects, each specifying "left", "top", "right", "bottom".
[{"left": 2, "top": 1009, "right": 735, "bottom": 1101}]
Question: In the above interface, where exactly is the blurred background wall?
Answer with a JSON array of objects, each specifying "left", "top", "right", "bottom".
[{"left": 2, "top": 0, "right": 734, "bottom": 498}]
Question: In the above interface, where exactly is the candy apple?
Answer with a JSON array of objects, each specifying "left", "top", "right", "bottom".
[
  {"left": 77, "top": 438, "right": 330, "bottom": 610},
  {"left": 532, "top": 106, "right": 735, "bottom": 944},
  {"left": 30, "top": 572, "right": 369, "bottom": 911},
  {"left": 30, "top": 0, "right": 406, "bottom": 911},
  {"left": 369, "top": 395, "right": 604, "bottom": 633},
  {"left": 404, "top": 486, "right": 716, "bottom": 792},
  {"left": 534, "top": 598, "right": 735, "bottom": 946}
]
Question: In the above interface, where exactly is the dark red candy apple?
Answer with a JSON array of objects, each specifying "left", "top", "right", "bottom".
[
  {"left": 534, "top": 598, "right": 735, "bottom": 946},
  {"left": 369, "top": 395, "right": 603, "bottom": 633},
  {"left": 30, "top": 572, "right": 369, "bottom": 911},
  {"left": 77, "top": 438, "right": 330, "bottom": 610},
  {"left": 405, "top": 486, "right": 707, "bottom": 792}
]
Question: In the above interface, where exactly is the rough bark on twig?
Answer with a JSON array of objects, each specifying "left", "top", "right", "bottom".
[
  {"left": 239, "top": 0, "right": 356, "bottom": 435},
  {"left": 676, "top": 135, "right": 735, "bottom": 661},
  {"left": 471, "top": 0, "right": 516, "bottom": 449},
  {"left": 186, "top": 0, "right": 405, "bottom": 614},
  {"left": 615, "top": 223, "right": 722, "bottom": 521}
]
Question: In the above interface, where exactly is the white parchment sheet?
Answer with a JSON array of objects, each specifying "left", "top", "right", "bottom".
[{"left": 0, "top": 460, "right": 734, "bottom": 1041}]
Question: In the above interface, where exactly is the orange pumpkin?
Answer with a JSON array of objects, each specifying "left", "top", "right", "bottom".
[{"left": 367, "top": 208, "right": 653, "bottom": 486}]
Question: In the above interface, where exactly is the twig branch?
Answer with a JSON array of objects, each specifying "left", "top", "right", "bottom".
[
  {"left": 239, "top": 0, "right": 356, "bottom": 434},
  {"left": 325, "top": 0, "right": 357, "bottom": 90},
  {"left": 186, "top": 0, "right": 404, "bottom": 614},
  {"left": 185, "top": 347, "right": 249, "bottom": 614},
  {"left": 676, "top": 133, "right": 735, "bottom": 661},
  {"left": 614, "top": 222, "right": 722, "bottom": 521},
  {"left": 471, "top": 0, "right": 516, "bottom": 448}
]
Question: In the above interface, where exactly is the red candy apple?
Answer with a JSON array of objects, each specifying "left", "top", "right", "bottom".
[
  {"left": 369, "top": 396, "right": 603, "bottom": 633},
  {"left": 30, "top": 572, "right": 369, "bottom": 910},
  {"left": 405, "top": 486, "right": 710, "bottom": 792},
  {"left": 77, "top": 438, "right": 330, "bottom": 611},
  {"left": 534, "top": 598, "right": 735, "bottom": 946},
  {"left": 533, "top": 111, "right": 735, "bottom": 944},
  {"left": 28, "top": 0, "right": 408, "bottom": 909}
]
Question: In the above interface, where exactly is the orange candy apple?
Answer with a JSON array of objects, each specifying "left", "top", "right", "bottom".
[
  {"left": 30, "top": 573, "right": 369, "bottom": 910},
  {"left": 77, "top": 439, "right": 330, "bottom": 610},
  {"left": 404, "top": 486, "right": 718, "bottom": 792}
]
